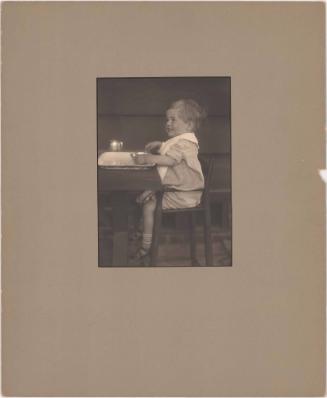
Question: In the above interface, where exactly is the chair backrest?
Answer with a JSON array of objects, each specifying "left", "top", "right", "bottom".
[{"left": 198, "top": 154, "right": 215, "bottom": 202}]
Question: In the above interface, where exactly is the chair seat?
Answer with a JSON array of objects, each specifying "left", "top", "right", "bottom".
[{"left": 162, "top": 204, "right": 205, "bottom": 213}]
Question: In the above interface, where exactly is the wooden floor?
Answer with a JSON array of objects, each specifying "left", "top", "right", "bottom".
[{"left": 99, "top": 226, "right": 232, "bottom": 267}]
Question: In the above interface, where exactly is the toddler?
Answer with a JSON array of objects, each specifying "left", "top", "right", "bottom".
[{"left": 132, "top": 99, "right": 206, "bottom": 264}]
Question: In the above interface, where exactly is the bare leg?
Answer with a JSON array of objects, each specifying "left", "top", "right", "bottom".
[
  {"left": 142, "top": 196, "right": 157, "bottom": 237},
  {"left": 136, "top": 190, "right": 154, "bottom": 204},
  {"left": 129, "top": 196, "right": 157, "bottom": 265}
]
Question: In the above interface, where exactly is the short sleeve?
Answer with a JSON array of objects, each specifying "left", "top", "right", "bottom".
[{"left": 165, "top": 140, "right": 196, "bottom": 163}]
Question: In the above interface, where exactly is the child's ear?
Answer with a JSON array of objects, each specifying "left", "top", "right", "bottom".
[{"left": 187, "top": 120, "right": 195, "bottom": 131}]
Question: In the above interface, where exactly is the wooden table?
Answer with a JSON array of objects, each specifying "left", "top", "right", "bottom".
[{"left": 98, "top": 166, "right": 162, "bottom": 266}]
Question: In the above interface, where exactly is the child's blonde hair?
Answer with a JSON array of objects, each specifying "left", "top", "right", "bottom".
[{"left": 170, "top": 99, "right": 207, "bottom": 133}]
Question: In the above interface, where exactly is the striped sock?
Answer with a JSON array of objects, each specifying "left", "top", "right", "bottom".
[{"left": 142, "top": 233, "right": 152, "bottom": 252}]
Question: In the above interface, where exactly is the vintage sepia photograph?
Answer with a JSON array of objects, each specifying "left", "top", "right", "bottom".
[
  {"left": 2, "top": 2, "right": 325, "bottom": 396},
  {"left": 97, "top": 77, "right": 232, "bottom": 267}
]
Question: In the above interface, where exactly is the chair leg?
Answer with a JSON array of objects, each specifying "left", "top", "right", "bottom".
[
  {"left": 150, "top": 192, "right": 163, "bottom": 266},
  {"left": 204, "top": 206, "right": 214, "bottom": 266},
  {"left": 189, "top": 213, "right": 199, "bottom": 266},
  {"left": 219, "top": 199, "right": 232, "bottom": 263}
]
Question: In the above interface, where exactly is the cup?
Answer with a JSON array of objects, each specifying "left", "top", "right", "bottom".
[{"left": 130, "top": 151, "right": 147, "bottom": 164}]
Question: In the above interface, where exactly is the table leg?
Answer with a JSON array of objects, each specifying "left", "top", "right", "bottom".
[{"left": 111, "top": 193, "right": 129, "bottom": 266}]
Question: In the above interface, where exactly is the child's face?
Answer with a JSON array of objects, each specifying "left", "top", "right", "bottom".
[{"left": 165, "top": 108, "right": 192, "bottom": 137}]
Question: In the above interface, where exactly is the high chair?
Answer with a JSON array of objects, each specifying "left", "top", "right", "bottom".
[{"left": 150, "top": 155, "right": 216, "bottom": 266}]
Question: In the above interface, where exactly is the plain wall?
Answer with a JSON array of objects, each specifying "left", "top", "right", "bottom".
[
  {"left": 2, "top": 2, "right": 325, "bottom": 396},
  {"left": 97, "top": 77, "right": 231, "bottom": 153}
]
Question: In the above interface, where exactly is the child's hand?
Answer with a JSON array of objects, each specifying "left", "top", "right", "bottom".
[
  {"left": 145, "top": 141, "right": 162, "bottom": 153},
  {"left": 134, "top": 153, "right": 155, "bottom": 165}
]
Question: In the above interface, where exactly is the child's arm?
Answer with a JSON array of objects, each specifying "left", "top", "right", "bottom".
[
  {"left": 145, "top": 141, "right": 162, "bottom": 154},
  {"left": 134, "top": 153, "right": 177, "bottom": 166}
]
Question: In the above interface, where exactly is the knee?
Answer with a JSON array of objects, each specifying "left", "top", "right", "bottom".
[{"left": 143, "top": 197, "right": 157, "bottom": 215}]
